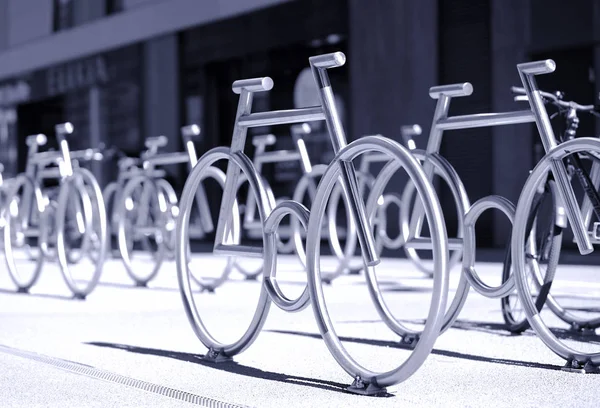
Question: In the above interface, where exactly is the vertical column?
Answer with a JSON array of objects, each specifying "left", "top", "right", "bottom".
[
  {"left": 348, "top": 0, "right": 437, "bottom": 250},
  {"left": 348, "top": 0, "right": 438, "bottom": 143},
  {"left": 143, "top": 34, "right": 180, "bottom": 170},
  {"left": 0, "top": 1, "right": 8, "bottom": 51},
  {"left": 490, "top": 0, "right": 532, "bottom": 247}
]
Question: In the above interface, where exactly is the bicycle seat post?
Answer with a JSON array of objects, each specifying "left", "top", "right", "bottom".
[
  {"left": 181, "top": 124, "right": 214, "bottom": 234},
  {"left": 309, "top": 52, "right": 379, "bottom": 266},
  {"left": 214, "top": 77, "right": 273, "bottom": 252},
  {"left": 181, "top": 125, "right": 201, "bottom": 168},
  {"left": 401, "top": 124, "right": 422, "bottom": 151},
  {"left": 291, "top": 123, "right": 313, "bottom": 174},
  {"left": 55, "top": 122, "right": 74, "bottom": 178}
]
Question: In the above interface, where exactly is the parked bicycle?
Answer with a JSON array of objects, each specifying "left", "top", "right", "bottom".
[{"left": 500, "top": 85, "right": 600, "bottom": 334}]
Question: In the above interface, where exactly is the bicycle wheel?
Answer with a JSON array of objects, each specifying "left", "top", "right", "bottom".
[
  {"left": 513, "top": 138, "right": 600, "bottom": 367},
  {"left": 60, "top": 180, "right": 94, "bottom": 266},
  {"left": 185, "top": 165, "right": 237, "bottom": 292},
  {"left": 56, "top": 169, "right": 108, "bottom": 298},
  {"left": 501, "top": 179, "right": 561, "bottom": 333},
  {"left": 231, "top": 173, "right": 269, "bottom": 281},
  {"left": 365, "top": 152, "right": 470, "bottom": 339},
  {"left": 323, "top": 170, "right": 371, "bottom": 280},
  {"left": 116, "top": 175, "right": 167, "bottom": 286},
  {"left": 400, "top": 150, "right": 467, "bottom": 278},
  {"left": 3, "top": 174, "right": 47, "bottom": 292},
  {"left": 102, "top": 181, "right": 120, "bottom": 257},
  {"left": 155, "top": 178, "right": 178, "bottom": 258},
  {"left": 306, "top": 136, "right": 449, "bottom": 389},
  {"left": 176, "top": 147, "right": 271, "bottom": 358}
]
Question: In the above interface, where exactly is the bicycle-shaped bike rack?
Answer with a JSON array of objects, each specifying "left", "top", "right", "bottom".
[
  {"left": 175, "top": 52, "right": 450, "bottom": 394},
  {"left": 397, "top": 59, "right": 600, "bottom": 372},
  {"left": 510, "top": 62, "right": 600, "bottom": 373},
  {"left": 115, "top": 125, "right": 211, "bottom": 287},
  {"left": 2, "top": 122, "right": 107, "bottom": 299}
]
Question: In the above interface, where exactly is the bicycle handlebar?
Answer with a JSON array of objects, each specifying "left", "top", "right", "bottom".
[
  {"left": 25, "top": 134, "right": 47, "bottom": 147},
  {"left": 309, "top": 52, "right": 346, "bottom": 69},
  {"left": 181, "top": 124, "right": 201, "bottom": 140},
  {"left": 511, "top": 86, "right": 599, "bottom": 115},
  {"left": 232, "top": 77, "right": 274, "bottom": 94},
  {"left": 517, "top": 60, "right": 556, "bottom": 75},
  {"left": 429, "top": 83, "right": 473, "bottom": 99}
]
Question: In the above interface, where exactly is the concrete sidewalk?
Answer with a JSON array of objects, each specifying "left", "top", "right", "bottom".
[{"left": 0, "top": 255, "right": 599, "bottom": 407}]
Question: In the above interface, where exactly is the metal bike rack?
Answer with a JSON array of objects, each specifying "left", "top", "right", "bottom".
[
  {"left": 175, "top": 52, "right": 449, "bottom": 394},
  {"left": 115, "top": 127, "right": 208, "bottom": 287},
  {"left": 2, "top": 122, "right": 108, "bottom": 299}
]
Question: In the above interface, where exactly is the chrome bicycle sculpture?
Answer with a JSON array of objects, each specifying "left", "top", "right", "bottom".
[
  {"left": 103, "top": 143, "right": 168, "bottom": 259},
  {"left": 2, "top": 123, "right": 107, "bottom": 299},
  {"left": 241, "top": 123, "right": 357, "bottom": 281},
  {"left": 175, "top": 52, "right": 450, "bottom": 394},
  {"left": 396, "top": 59, "right": 600, "bottom": 372},
  {"left": 114, "top": 125, "right": 212, "bottom": 287},
  {"left": 322, "top": 123, "right": 424, "bottom": 282}
]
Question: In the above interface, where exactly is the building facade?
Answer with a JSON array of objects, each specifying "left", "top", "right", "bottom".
[{"left": 0, "top": 0, "right": 598, "bottom": 250}]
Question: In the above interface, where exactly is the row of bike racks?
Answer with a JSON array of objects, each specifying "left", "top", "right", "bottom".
[{"left": 1, "top": 51, "right": 600, "bottom": 394}]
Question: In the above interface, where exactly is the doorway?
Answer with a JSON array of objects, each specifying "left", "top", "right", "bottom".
[{"left": 17, "top": 96, "right": 66, "bottom": 172}]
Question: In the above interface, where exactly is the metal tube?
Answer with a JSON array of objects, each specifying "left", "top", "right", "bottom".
[
  {"left": 213, "top": 89, "right": 253, "bottom": 251},
  {"left": 238, "top": 107, "right": 325, "bottom": 128},
  {"left": 291, "top": 124, "right": 313, "bottom": 174},
  {"left": 581, "top": 159, "right": 600, "bottom": 228},
  {"left": 517, "top": 62, "right": 592, "bottom": 254},
  {"left": 144, "top": 152, "right": 190, "bottom": 166},
  {"left": 55, "top": 122, "right": 74, "bottom": 177},
  {"left": 254, "top": 150, "right": 302, "bottom": 164},
  {"left": 429, "top": 83, "right": 473, "bottom": 99},
  {"left": 436, "top": 110, "right": 535, "bottom": 130},
  {"left": 309, "top": 53, "right": 379, "bottom": 266}
]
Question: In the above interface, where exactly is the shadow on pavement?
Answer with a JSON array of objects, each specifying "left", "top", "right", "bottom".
[
  {"left": 565, "top": 306, "right": 600, "bottom": 314},
  {"left": 84, "top": 341, "right": 394, "bottom": 397},
  {"left": 92, "top": 281, "right": 181, "bottom": 292},
  {"left": 334, "top": 318, "right": 600, "bottom": 343},
  {"left": 265, "top": 329, "right": 566, "bottom": 372},
  {"left": 0, "top": 287, "right": 78, "bottom": 301}
]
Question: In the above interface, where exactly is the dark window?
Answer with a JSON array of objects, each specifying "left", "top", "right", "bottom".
[
  {"left": 106, "top": 0, "right": 125, "bottom": 15},
  {"left": 53, "top": 0, "right": 123, "bottom": 33},
  {"left": 53, "top": 0, "right": 74, "bottom": 32}
]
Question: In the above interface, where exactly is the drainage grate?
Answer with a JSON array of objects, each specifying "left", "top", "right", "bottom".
[{"left": 0, "top": 344, "right": 250, "bottom": 408}]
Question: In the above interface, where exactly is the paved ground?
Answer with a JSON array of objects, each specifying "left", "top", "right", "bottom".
[{"left": 1, "top": 252, "right": 599, "bottom": 408}]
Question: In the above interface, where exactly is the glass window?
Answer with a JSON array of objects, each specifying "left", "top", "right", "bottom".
[
  {"left": 53, "top": 0, "right": 123, "bottom": 33},
  {"left": 53, "top": 0, "right": 74, "bottom": 32}
]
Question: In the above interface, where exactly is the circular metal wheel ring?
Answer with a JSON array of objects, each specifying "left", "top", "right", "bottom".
[
  {"left": 513, "top": 137, "right": 600, "bottom": 364},
  {"left": 400, "top": 151, "right": 468, "bottom": 278},
  {"left": 365, "top": 153, "right": 471, "bottom": 336},
  {"left": 306, "top": 136, "right": 449, "bottom": 388},
  {"left": 116, "top": 175, "right": 167, "bottom": 286},
  {"left": 263, "top": 200, "right": 311, "bottom": 312},
  {"left": 462, "top": 195, "right": 516, "bottom": 298},
  {"left": 186, "top": 165, "right": 238, "bottom": 292},
  {"left": 176, "top": 147, "right": 272, "bottom": 357},
  {"left": 56, "top": 168, "right": 108, "bottom": 298},
  {"left": 3, "top": 174, "right": 47, "bottom": 291}
]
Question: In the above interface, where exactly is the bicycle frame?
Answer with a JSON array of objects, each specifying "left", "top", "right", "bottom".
[
  {"left": 407, "top": 60, "right": 595, "bottom": 256},
  {"left": 243, "top": 123, "right": 314, "bottom": 233},
  {"left": 212, "top": 53, "right": 380, "bottom": 266}
]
